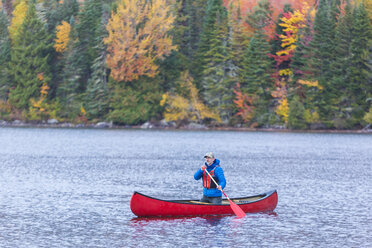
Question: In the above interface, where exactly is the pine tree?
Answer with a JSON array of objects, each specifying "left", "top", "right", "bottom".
[
  {"left": 75, "top": 0, "right": 103, "bottom": 88},
  {"left": 56, "top": 17, "right": 82, "bottom": 119},
  {"left": 0, "top": 9, "right": 10, "bottom": 100},
  {"left": 348, "top": 2, "right": 372, "bottom": 124},
  {"left": 241, "top": 0, "right": 274, "bottom": 125},
  {"left": 7, "top": 1, "right": 53, "bottom": 110},
  {"left": 195, "top": 0, "right": 227, "bottom": 88},
  {"left": 43, "top": 0, "right": 79, "bottom": 33},
  {"left": 85, "top": 18, "right": 109, "bottom": 120},
  {"left": 228, "top": 1, "right": 249, "bottom": 80},
  {"left": 198, "top": 0, "right": 234, "bottom": 123},
  {"left": 288, "top": 95, "right": 306, "bottom": 129},
  {"left": 290, "top": 17, "right": 313, "bottom": 85},
  {"left": 308, "top": 0, "right": 340, "bottom": 123},
  {"left": 184, "top": 0, "right": 208, "bottom": 81},
  {"left": 330, "top": 1, "right": 354, "bottom": 128}
]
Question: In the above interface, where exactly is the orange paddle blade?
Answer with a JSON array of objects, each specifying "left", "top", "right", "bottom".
[{"left": 228, "top": 199, "right": 246, "bottom": 218}]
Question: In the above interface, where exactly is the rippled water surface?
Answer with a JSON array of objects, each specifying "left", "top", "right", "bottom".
[{"left": 0, "top": 127, "right": 371, "bottom": 247}]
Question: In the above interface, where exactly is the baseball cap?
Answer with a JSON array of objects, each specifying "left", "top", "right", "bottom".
[{"left": 204, "top": 152, "right": 214, "bottom": 158}]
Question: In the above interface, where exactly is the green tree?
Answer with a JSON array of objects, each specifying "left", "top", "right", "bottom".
[
  {"left": 228, "top": 1, "right": 249, "bottom": 81},
  {"left": 107, "top": 78, "right": 163, "bottom": 125},
  {"left": 198, "top": 0, "right": 234, "bottom": 123},
  {"left": 75, "top": 0, "right": 104, "bottom": 88},
  {"left": 348, "top": 2, "right": 372, "bottom": 125},
  {"left": 0, "top": 9, "right": 10, "bottom": 100},
  {"left": 241, "top": 0, "right": 274, "bottom": 125},
  {"left": 195, "top": 0, "right": 227, "bottom": 88},
  {"left": 7, "top": 1, "right": 53, "bottom": 110},
  {"left": 183, "top": 0, "right": 208, "bottom": 81},
  {"left": 330, "top": 1, "right": 355, "bottom": 128},
  {"left": 288, "top": 96, "right": 306, "bottom": 129},
  {"left": 85, "top": 18, "right": 109, "bottom": 120},
  {"left": 308, "top": 0, "right": 340, "bottom": 124},
  {"left": 56, "top": 17, "right": 82, "bottom": 119}
]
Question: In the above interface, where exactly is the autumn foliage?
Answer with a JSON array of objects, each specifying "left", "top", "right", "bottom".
[
  {"left": 160, "top": 71, "right": 221, "bottom": 125},
  {"left": 233, "top": 83, "right": 255, "bottom": 123},
  {"left": 54, "top": 21, "right": 71, "bottom": 53},
  {"left": 28, "top": 73, "right": 56, "bottom": 121},
  {"left": 104, "top": 0, "right": 177, "bottom": 82},
  {"left": 8, "top": 0, "right": 28, "bottom": 44}
]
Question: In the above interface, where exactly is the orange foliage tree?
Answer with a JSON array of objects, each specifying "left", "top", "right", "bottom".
[
  {"left": 233, "top": 83, "right": 255, "bottom": 124},
  {"left": 223, "top": 0, "right": 316, "bottom": 37},
  {"left": 28, "top": 73, "right": 57, "bottom": 121},
  {"left": 104, "top": 0, "right": 177, "bottom": 82}
]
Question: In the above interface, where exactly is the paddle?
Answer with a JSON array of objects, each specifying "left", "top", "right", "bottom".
[{"left": 204, "top": 169, "right": 246, "bottom": 218}]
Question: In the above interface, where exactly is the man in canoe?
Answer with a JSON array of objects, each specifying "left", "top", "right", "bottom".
[{"left": 194, "top": 152, "right": 226, "bottom": 204}]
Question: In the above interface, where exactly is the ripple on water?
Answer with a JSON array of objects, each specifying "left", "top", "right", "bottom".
[{"left": 0, "top": 128, "right": 371, "bottom": 247}]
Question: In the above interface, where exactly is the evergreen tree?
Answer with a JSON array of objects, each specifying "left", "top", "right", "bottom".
[
  {"left": 56, "top": 17, "right": 82, "bottom": 119},
  {"left": 184, "top": 0, "right": 208, "bottom": 81},
  {"left": 85, "top": 17, "right": 109, "bottom": 120},
  {"left": 291, "top": 16, "right": 313, "bottom": 85},
  {"left": 195, "top": 0, "right": 226, "bottom": 88},
  {"left": 197, "top": 0, "right": 235, "bottom": 123},
  {"left": 330, "top": 1, "right": 354, "bottom": 128},
  {"left": 288, "top": 95, "right": 306, "bottom": 129},
  {"left": 41, "top": 0, "right": 79, "bottom": 99},
  {"left": 75, "top": 0, "right": 104, "bottom": 90},
  {"left": 348, "top": 2, "right": 372, "bottom": 124},
  {"left": 228, "top": 1, "right": 249, "bottom": 81},
  {"left": 0, "top": 9, "right": 10, "bottom": 100},
  {"left": 107, "top": 79, "right": 163, "bottom": 125},
  {"left": 43, "top": 0, "right": 79, "bottom": 33},
  {"left": 241, "top": 0, "right": 274, "bottom": 125},
  {"left": 7, "top": 1, "right": 53, "bottom": 110},
  {"left": 202, "top": 17, "right": 234, "bottom": 123},
  {"left": 308, "top": 0, "right": 340, "bottom": 124}
]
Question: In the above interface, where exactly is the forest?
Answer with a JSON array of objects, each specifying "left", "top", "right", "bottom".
[{"left": 0, "top": 0, "right": 371, "bottom": 130}]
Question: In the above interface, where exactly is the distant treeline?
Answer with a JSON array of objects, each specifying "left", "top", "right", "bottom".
[{"left": 0, "top": 0, "right": 371, "bottom": 130}]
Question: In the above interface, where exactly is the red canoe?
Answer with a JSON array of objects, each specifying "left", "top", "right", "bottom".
[{"left": 130, "top": 190, "right": 278, "bottom": 217}]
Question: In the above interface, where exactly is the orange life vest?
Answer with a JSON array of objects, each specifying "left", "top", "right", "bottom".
[{"left": 202, "top": 168, "right": 219, "bottom": 189}]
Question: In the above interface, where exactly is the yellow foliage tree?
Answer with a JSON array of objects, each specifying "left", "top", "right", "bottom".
[
  {"left": 54, "top": 21, "right": 71, "bottom": 53},
  {"left": 276, "top": 97, "right": 289, "bottom": 123},
  {"left": 277, "top": 3, "right": 310, "bottom": 76},
  {"left": 8, "top": 0, "right": 28, "bottom": 44},
  {"left": 104, "top": 0, "right": 177, "bottom": 82},
  {"left": 160, "top": 71, "right": 221, "bottom": 124},
  {"left": 298, "top": 79, "right": 323, "bottom": 90},
  {"left": 28, "top": 73, "right": 57, "bottom": 121}
]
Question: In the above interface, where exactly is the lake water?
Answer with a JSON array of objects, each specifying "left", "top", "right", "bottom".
[{"left": 0, "top": 127, "right": 371, "bottom": 247}]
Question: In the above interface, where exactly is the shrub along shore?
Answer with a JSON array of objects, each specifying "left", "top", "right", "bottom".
[{"left": 1, "top": 119, "right": 371, "bottom": 133}]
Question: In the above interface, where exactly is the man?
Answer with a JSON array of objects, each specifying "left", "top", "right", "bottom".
[{"left": 194, "top": 152, "right": 226, "bottom": 204}]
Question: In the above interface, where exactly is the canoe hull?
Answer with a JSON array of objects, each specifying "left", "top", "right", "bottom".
[{"left": 130, "top": 190, "right": 278, "bottom": 217}]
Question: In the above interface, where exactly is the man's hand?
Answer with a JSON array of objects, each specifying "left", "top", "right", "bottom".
[
  {"left": 201, "top": 165, "right": 207, "bottom": 171},
  {"left": 217, "top": 185, "right": 222, "bottom": 191}
]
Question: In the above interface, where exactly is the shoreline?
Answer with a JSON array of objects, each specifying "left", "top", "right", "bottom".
[{"left": 1, "top": 119, "right": 371, "bottom": 134}]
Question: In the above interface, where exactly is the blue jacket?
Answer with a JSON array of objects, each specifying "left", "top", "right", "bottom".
[{"left": 194, "top": 159, "right": 226, "bottom": 197}]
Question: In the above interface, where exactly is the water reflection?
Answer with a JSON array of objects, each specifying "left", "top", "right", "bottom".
[{"left": 130, "top": 215, "right": 225, "bottom": 226}]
